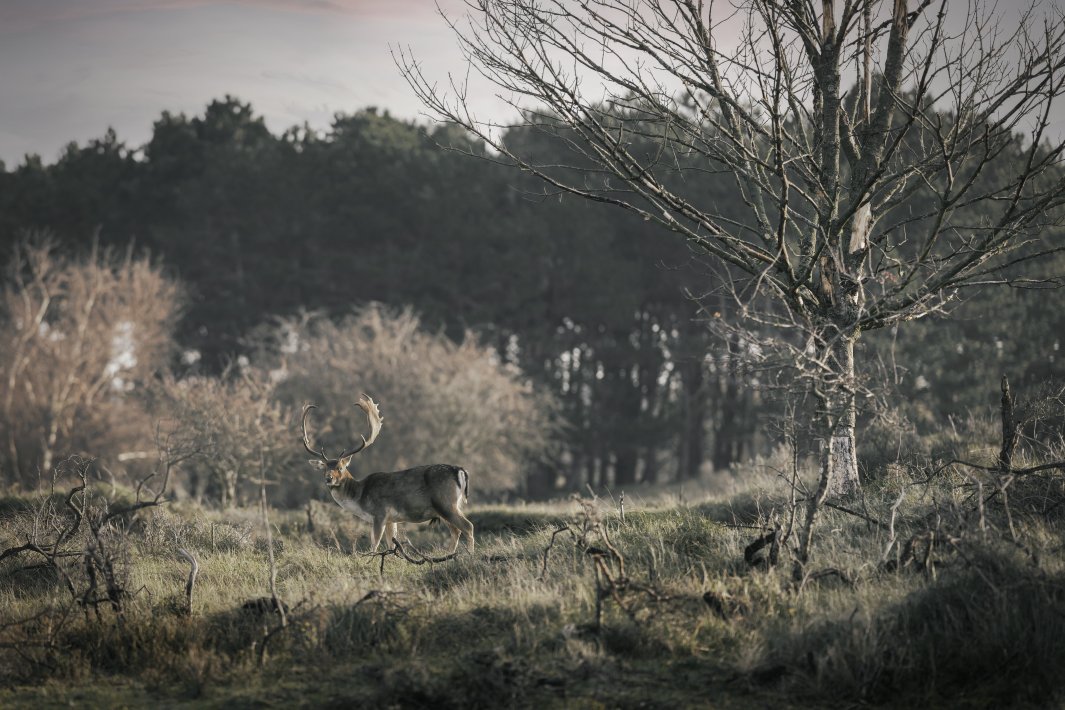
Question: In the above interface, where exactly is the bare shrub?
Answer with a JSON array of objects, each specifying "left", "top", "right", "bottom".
[
  {"left": 0, "top": 454, "right": 175, "bottom": 631},
  {"left": 0, "top": 239, "right": 182, "bottom": 486},
  {"left": 254, "top": 305, "right": 559, "bottom": 497},
  {"left": 146, "top": 367, "right": 294, "bottom": 508}
]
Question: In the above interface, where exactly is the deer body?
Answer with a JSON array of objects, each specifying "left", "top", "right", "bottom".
[
  {"left": 329, "top": 464, "right": 471, "bottom": 551},
  {"left": 302, "top": 396, "right": 474, "bottom": 554}
]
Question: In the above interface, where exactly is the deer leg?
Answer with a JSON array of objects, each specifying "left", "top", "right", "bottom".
[
  {"left": 439, "top": 510, "right": 475, "bottom": 553},
  {"left": 369, "top": 516, "right": 387, "bottom": 553},
  {"left": 386, "top": 522, "right": 398, "bottom": 547},
  {"left": 459, "top": 513, "right": 475, "bottom": 552},
  {"left": 442, "top": 520, "right": 462, "bottom": 554}
]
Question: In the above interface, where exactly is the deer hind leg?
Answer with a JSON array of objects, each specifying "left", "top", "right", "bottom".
[
  {"left": 439, "top": 509, "right": 475, "bottom": 553},
  {"left": 441, "top": 519, "right": 462, "bottom": 554}
]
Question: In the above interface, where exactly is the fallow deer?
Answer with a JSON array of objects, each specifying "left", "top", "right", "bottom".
[{"left": 301, "top": 394, "right": 474, "bottom": 554}]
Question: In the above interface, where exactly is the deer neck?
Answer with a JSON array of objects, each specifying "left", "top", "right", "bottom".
[{"left": 329, "top": 477, "right": 373, "bottom": 521}]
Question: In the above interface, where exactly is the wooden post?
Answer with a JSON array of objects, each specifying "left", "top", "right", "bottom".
[{"left": 998, "top": 375, "right": 1018, "bottom": 472}]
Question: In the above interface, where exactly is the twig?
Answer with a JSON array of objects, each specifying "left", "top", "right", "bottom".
[
  {"left": 176, "top": 547, "right": 198, "bottom": 615},
  {"left": 881, "top": 488, "right": 906, "bottom": 565},
  {"left": 259, "top": 471, "right": 285, "bottom": 630},
  {"left": 798, "top": 567, "right": 855, "bottom": 593},
  {"left": 823, "top": 501, "right": 887, "bottom": 529},
  {"left": 540, "top": 524, "right": 576, "bottom": 580}
]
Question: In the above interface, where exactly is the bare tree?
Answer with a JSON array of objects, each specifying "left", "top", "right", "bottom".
[
  {"left": 0, "top": 239, "right": 182, "bottom": 485},
  {"left": 399, "top": 0, "right": 1065, "bottom": 555},
  {"left": 148, "top": 367, "right": 292, "bottom": 508}
]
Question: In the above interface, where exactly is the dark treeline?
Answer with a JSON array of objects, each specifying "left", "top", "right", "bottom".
[{"left": 2, "top": 96, "right": 1062, "bottom": 494}]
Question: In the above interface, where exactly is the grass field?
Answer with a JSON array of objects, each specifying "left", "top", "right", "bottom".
[{"left": 1, "top": 458, "right": 1063, "bottom": 708}]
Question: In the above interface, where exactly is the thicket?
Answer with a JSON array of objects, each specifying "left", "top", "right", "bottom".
[
  {"left": 0, "top": 239, "right": 1060, "bottom": 705},
  {"left": 0, "top": 245, "right": 556, "bottom": 503},
  {"left": 255, "top": 306, "right": 559, "bottom": 499}
]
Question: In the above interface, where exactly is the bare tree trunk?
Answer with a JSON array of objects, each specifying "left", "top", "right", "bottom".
[
  {"left": 583, "top": 449, "right": 596, "bottom": 490},
  {"left": 679, "top": 356, "right": 706, "bottom": 479},
  {"left": 614, "top": 448, "right": 638, "bottom": 486},
  {"left": 639, "top": 323, "right": 662, "bottom": 484},
  {"left": 642, "top": 444, "right": 659, "bottom": 484},
  {"left": 524, "top": 462, "right": 556, "bottom": 498},
  {"left": 6, "top": 428, "right": 20, "bottom": 485},
  {"left": 712, "top": 365, "right": 744, "bottom": 471},
  {"left": 824, "top": 331, "right": 860, "bottom": 497},
  {"left": 219, "top": 469, "right": 239, "bottom": 509},
  {"left": 794, "top": 328, "right": 860, "bottom": 571},
  {"left": 41, "top": 416, "right": 59, "bottom": 477}
]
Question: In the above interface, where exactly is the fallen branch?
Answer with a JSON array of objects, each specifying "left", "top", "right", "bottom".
[
  {"left": 919, "top": 457, "right": 1065, "bottom": 483},
  {"left": 352, "top": 589, "right": 411, "bottom": 614},
  {"left": 823, "top": 501, "right": 887, "bottom": 529},
  {"left": 881, "top": 488, "right": 907, "bottom": 565},
  {"left": 540, "top": 497, "right": 668, "bottom": 630},
  {"left": 798, "top": 567, "right": 855, "bottom": 593},
  {"left": 363, "top": 538, "right": 459, "bottom": 574}
]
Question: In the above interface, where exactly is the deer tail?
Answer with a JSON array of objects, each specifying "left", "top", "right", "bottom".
[{"left": 457, "top": 468, "right": 469, "bottom": 504}]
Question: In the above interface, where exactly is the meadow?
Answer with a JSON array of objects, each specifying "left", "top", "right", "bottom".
[{"left": 2, "top": 440, "right": 1063, "bottom": 709}]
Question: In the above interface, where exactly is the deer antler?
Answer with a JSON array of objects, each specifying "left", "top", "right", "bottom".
[
  {"left": 338, "top": 394, "right": 383, "bottom": 459},
  {"left": 301, "top": 404, "right": 331, "bottom": 462}
]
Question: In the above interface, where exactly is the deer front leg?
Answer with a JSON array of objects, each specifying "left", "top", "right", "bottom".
[
  {"left": 386, "top": 522, "right": 398, "bottom": 548},
  {"left": 369, "top": 516, "right": 388, "bottom": 553}
]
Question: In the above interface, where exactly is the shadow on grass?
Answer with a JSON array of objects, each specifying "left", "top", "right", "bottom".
[
  {"left": 468, "top": 508, "right": 561, "bottom": 535},
  {"left": 755, "top": 547, "right": 1065, "bottom": 707}
]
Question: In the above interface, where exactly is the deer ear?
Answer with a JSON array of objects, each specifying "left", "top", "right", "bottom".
[
  {"left": 308, "top": 459, "right": 327, "bottom": 470},
  {"left": 338, "top": 454, "right": 354, "bottom": 471}
]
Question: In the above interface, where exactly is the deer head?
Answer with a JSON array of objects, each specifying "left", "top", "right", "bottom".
[{"left": 301, "top": 393, "right": 383, "bottom": 487}]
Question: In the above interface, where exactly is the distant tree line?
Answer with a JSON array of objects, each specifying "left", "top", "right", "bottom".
[{"left": 1, "top": 97, "right": 1062, "bottom": 495}]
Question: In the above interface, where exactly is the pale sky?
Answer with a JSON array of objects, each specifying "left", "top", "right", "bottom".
[
  {"left": 2, "top": 1, "right": 1062, "bottom": 167},
  {"left": 0, "top": 0, "right": 498, "bottom": 165}
]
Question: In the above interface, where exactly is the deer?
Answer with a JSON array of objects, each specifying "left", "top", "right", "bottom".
[{"left": 301, "top": 394, "right": 474, "bottom": 554}]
